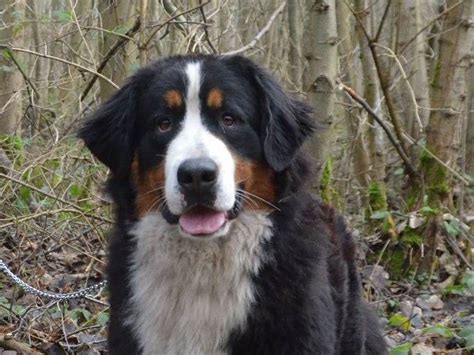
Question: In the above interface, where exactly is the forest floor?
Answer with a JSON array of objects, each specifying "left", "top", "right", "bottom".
[{"left": 1, "top": 219, "right": 473, "bottom": 355}]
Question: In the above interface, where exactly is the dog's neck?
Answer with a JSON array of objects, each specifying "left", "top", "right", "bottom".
[{"left": 128, "top": 211, "right": 273, "bottom": 355}]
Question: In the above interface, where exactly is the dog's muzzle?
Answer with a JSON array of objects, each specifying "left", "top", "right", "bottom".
[{"left": 177, "top": 158, "right": 218, "bottom": 207}]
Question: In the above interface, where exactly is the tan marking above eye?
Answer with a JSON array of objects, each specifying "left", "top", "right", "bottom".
[
  {"left": 207, "top": 88, "right": 224, "bottom": 109},
  {"left": 164, "top": 90, "right": 183, "bottom": 108}
]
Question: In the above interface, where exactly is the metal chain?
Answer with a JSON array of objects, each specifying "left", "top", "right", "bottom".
[{"left": 0, "top": 258, "right": 107, "bottom": 301}]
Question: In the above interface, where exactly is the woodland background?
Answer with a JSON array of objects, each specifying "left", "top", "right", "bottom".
[{"left": 0, "top": 0, "right": 473, "bottom": 354}]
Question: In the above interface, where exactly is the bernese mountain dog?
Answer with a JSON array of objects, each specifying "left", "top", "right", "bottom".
[{"left": 80, "top": 55, "right": 387, "bottom": 355}]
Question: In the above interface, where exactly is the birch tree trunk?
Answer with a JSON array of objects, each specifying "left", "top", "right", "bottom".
[
  {"left": 421, "top": 0, "right": 472, "bottom": 273},
  {"left": 302, "top": 0, "right": 338, "bottom": 190},
  {"left": 354, "top": 0, "right": 385, "bottom": 183},
  {"left": 393, "top": 0, "right": 430, "bottom": 162},
  {"left": 336, "top": 0, "right": 371, "bottom": 190},
  {"left": 99, "top": 0, "right": 135, "bottom": 101},
  {"left": 467, "top": 44, "right": 474, "bottom": 179},
  {"left": 0, "top": 0, "right": 24, "bottom": 135},
  {"left": 287, "top": 0, "right": 302, "bottom": 91}
]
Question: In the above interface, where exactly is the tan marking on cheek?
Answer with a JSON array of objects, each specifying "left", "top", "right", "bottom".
[
  {"left": 207, "top": 88, "right": 223, "bottom": 109},
  {"left": 164, "top": 90, "right": 183, "bottom": 108},
  {"left": 235, "top": 157, "right": 276, "bottom": 211},
  {"left": 132, "top": 159, "right": 166, "bottom": 218}
]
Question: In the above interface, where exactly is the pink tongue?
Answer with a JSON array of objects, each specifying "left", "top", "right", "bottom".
[{"left": 179, "top": 208, "right": 226, "bottom": 235}]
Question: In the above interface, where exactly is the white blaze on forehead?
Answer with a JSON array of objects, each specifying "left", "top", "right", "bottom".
[
  {"left": 185, "top": 62, "right": 201, "bottom": 122},
  {"left": 164, "top": 61, "right": 236, "bottom": 216}
]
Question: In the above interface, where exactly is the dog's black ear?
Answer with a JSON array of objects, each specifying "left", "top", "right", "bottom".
[
  {"left": 253, "top": 68, "right": 315, "bottom": 172},
  {"left": 225, "top": 55, "right": 314, "bottom": 171},
  {"left": 79, "top": 82, "right": 137, "bottom": 177}
]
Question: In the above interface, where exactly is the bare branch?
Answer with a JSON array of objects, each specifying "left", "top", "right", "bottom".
[
  {"left": 81, "top": 16, "right": 141, "bottom": 101},
  {"left": 0, "top": 334, "right": 42, "bottom": 355},
  {"left": 141, "top": 1, "right": 210, "bottom": 51},
  {"left": 0, "top": 45, "right": 118, "bottom": 89},
  {"left": 223, "top": 2, "right": 287, "bottom": 56},
  {"left": 0, "top": 172, "right": 112, "bottom": 224},
  {"left": 373, "top": 43, "right": 423, "bottom": 133},
  {"left": 199, "top": 0, "right": 217, "bottom": 53},
  {"left": 338, "top": 81, "right": 418, "bottom": 176},
  {"left": 399, "top": 0, "right": 464, "bottom": 55},
  {"left": 373, "top": 0, "right": 392, "bottom": 43}
]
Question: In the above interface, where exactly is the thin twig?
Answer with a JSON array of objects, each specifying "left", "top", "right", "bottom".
[
  {"left": 69, "top": 0, "right": 96, "bottom": 67},
  {"left": 83, "top": 26, "right": 138, "bottom": 43},
  {"left": 340, "top": 82, "right": 470, "bottom": 185},
  {"left": 338, "top": 82, "right": 418, "bottom": 176},
  {"left": 399, "top": 0, "right": 464, "bottom": 55},
  {"left": 0, "top": 208, "right": 92, "bottom": 229},
  {"left": 400, "top": 130, "right": 470, "bottom": 185},
  {"left": 373, "top": 43, "right": 423, "bottom": 132},
  {"left": 4, "top": 49, "right": 40, "bottom": 98},
  {"left": 0, "top": 45, "right": 118, "bottom": 89},
  {"left": 141, "top": 1, "right": 210, "bottom": 51},
  {"left": 198, "top": 0, "right": 217, "bottom": 53},
  {"left": 345, "top": 0, "right": 413, "bottom": 169},
  {"left": 0, "top": 172, "right": 112, "bottom": 224},
  {"left": 5, "top": 49, "right": 40, "bottom": 131},
  {"left": 373, "top": 0, "right": 392, "bottom": 43},
  {"left": 0, "top": 334, "right": 42, "bottom": 354},
  {"left": 223, "top": 2, "right": 287, "bottom": 56},
  {"left": 80, "top": 16, "right": 141, "bottom": 101}
]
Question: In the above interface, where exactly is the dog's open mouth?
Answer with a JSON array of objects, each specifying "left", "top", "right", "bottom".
[
  {"left": 162, "top": 193, "right": 243, "bottom": 237},
  {"left": 179, "top": 206, "right": 227, "bottom": 236}
]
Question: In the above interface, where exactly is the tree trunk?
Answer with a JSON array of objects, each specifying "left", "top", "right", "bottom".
[
  {"left": 336, "top": 0, "right": 371, "bottom": 190},
  {"left": 302, "top": 0, "right": 338, "bottom": 191},
  {"left": 467, "top": 44, "right": 474, "bottom": 179},
  {"left": 393, "top": 0, "right": 430, "bottom": 162},
  {"left": 0, "top": 0, "right": 24, "bottom": 135},
  {"left": 287, "top": 0, "right": 303, "bottom": 91},
  {"left": 421, "top": 0, "right": 472, "bottom": 273},
  {"left": 99, "top": 0, "right": 135, "bottom": 101},
  {"left": 354, "top": 0, "right": 386, "bottom": 183}
]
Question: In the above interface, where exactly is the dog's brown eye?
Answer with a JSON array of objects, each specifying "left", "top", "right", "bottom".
[
  {"left": 222, "top": 115, "right": 235, "bottom": 127},
  {"left": 158, "top": 119, "right": 171, "bottom": 132}
]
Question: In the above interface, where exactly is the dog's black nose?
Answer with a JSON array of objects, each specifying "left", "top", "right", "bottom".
[{"left": 177, "top": 158, "right": 218, "bottom": 193}]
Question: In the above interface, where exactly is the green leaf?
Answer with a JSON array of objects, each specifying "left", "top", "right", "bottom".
[
  {"left": 401, "top": 232, "right": 423, "bottom": 247},
  {"left": 443, "top": 221, "right": 459, "bottom": 237},
  {"left": 69, "top": 184, "right": 82, "bottom": 198},
  {"left": 18, "top": 186, "right": 31, "bottom": 203},
  {"left": 52, "top": 10, "right": 72, "bottom": 23},
  {"left": 1, "top": 50, "right": 11, "bottom": 60},
  {"left": 97, "top": 312, "right": 109, "bottom": 327},
  {"left": 460, "top": 326, "right": 474, "bottom": 349},
  {"left": 461, "top": 271, "right": 474, "bottom": 292},
  {"left": 112, "top": 24, "right": 130, "bottom": 34},
  {"left": 388, "top": 313, "right": 411, "bottom": 331},
  {"left": 459, "top": 325, "right": 474, "bottom": 338},
  {"left": 69, "top": 308, "right": 91, "bottom": 323},
  {"left": 389, "top": 342, "right": 412, "bottom": 355},
  {"left": 443, "top": 284, "right": 467, "bottom": 295},
  {"left": 370, "top": 211, "right": 389, "bottom": 220},
  {"left": 422, "top": 324, "right": 454, "bottom": 338},
  {"left": 419, "top": 206, "right": 438, "bottom": 216},
  {"left": 464, "top": 334, "right": 474, "bottom": 349}
]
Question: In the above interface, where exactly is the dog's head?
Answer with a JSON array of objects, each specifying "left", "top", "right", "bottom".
[{"left": 80, "top": 55, "right": 313, "bottom": 239}]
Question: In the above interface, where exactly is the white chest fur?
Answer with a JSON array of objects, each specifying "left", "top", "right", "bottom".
[{"left": 128, "top": 212, "right": 273, "bottom": 355}]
